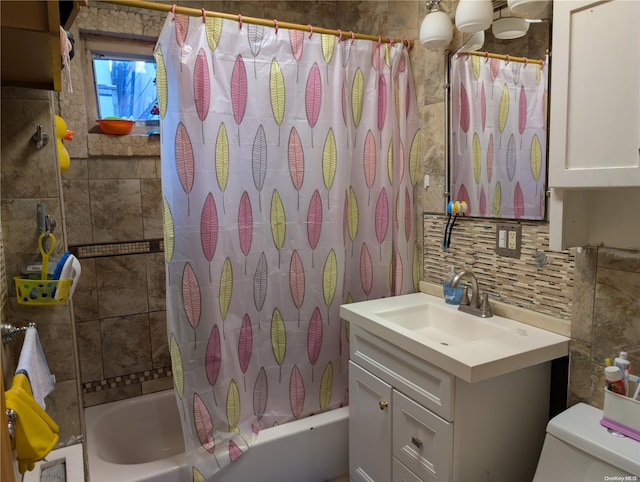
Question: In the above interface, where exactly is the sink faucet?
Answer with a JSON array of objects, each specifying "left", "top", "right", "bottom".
[{"left": 450, "top": 270, "right": 492, "bottom": 318}]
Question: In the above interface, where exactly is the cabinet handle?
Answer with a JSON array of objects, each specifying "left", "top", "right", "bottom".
[
  {"left": 378, "top": 401, "right": 389, "bottom": 410},
  {"left": 411, "top": 436, "right": 423, "bottom": 449}
]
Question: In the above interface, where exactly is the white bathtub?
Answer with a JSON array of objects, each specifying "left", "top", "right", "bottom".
[{"left": 85, "top": 389, "right": 349, "bottom": 482}]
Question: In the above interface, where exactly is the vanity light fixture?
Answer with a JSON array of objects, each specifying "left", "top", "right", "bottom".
[
  {"left": 419, "top": 0, "right": 453, "bottom": 49},
  {"left": 506, "top": 0, "right": 549, "bottom": 16},
  {"left": 455, "top": 0, "right": 493, "bottom": 33},
  {"left": 461, "top": 31, "right": 485, "bottom": 52},
  {"left": 492, "top": 16, "right": 530, "bottom": 40}
]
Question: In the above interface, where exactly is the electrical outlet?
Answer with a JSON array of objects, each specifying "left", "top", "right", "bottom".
[{"left": 496, "top": 223, "right": 522, "bottom": 258}]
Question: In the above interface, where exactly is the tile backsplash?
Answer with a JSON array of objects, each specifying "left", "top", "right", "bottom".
[{"left": 423, "top": 215, "right": 575, "bottom": 320}]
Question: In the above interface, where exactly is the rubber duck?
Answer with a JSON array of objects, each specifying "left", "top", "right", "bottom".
[{"left": 54, "top": 115, "right": 74, "bottom": 172}]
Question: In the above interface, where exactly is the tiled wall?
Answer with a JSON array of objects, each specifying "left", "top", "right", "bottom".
[
  {"left": 0, "top": 87, "right": 81, "bottom": 445},
  {"left": 423, "top": 216, "right": 574, "bottom": 321},
  {"left": 570, "top": 248, "right": 640, "bottom": 408}
]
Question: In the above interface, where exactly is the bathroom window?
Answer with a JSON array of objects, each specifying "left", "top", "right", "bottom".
[
  {"left": 83, "top": 34, "right": 159, "bottom": 127},
  {"left": 92, "top": 54, "right": 159, "bottom": 122}
]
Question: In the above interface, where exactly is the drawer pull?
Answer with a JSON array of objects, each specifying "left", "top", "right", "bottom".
[
  {"left": 411, "top": 436, "right": 423, "bottom": 449},
  {"left": 378, "top": 401, "right": 389, "bottom": 410}
]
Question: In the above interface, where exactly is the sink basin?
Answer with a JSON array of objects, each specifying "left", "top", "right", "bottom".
[
  {"left": 375, "top": 303, "right": 510, "bottom": 346},
  {"left": 340, "top": 291, "right": 569, "bottom": 383}
]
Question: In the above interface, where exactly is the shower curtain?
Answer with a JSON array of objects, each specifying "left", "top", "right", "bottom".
[
  {"left": 450, "top": 53, "right": 548, "bottom": 219},
  {"left": 155, "top": 11, "right": 420, "bottom": 480}
]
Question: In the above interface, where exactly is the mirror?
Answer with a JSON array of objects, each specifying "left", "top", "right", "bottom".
[{"left": 448, "top": 12, "right": 551, "bottom": 220}]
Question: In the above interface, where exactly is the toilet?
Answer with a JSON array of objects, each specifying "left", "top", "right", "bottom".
[{"left": 533, "top": 402, "right": 640, "bottom": 481}]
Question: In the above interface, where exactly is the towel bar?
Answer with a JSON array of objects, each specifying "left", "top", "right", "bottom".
[{"left": 1, "top": 323, "right": 36, "bottom": 345}]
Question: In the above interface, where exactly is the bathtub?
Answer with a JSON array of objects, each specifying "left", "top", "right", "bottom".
[{"left": 85, "top": 389, "right": 349, "bottom": 482}]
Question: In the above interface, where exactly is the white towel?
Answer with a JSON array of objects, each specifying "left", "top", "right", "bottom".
[{"left": 16, "top": 327, "right": 55, "bottom": 409}]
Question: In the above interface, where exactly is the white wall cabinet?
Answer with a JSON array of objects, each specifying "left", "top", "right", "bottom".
[
  {"left": 549, "top": 0, "right": 640, "bottom": 188},
  {"left": 349, "top": 324, "right": 552, "bottom": 482},
  {"left": 548, "top": 0, "right": 640, "bottom": 250}
]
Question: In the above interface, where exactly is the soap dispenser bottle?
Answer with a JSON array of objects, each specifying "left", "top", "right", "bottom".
[{"left": 443, "top": 266, "right": 462, "bottom": 305}]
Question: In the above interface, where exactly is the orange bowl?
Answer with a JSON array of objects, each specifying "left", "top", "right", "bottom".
[{"left": 97, "top": 119, "right": 135, "bottom": 135}]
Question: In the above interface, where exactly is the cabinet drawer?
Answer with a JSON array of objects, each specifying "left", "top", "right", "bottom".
[
  {"left": 393, "top": 390, "right": 452, "bottom": 482},
  {"left": 351, "top": 324, "right": 454, "bottom": 420},
  {"left": 393, "top": 458, "right": 423, "bottom": 482}
]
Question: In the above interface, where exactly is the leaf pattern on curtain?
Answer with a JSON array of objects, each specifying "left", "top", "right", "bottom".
[
  {"left": 319, "top": 361, "right": 333, "bottom": 411},
  {"left": 450, "top": 54, "right": 548, "bottom": 219},
  {"left": 322, "top": 128, "right": 337, "bottom": 207},
  {"left": 201, "top": 193, "right": 218, "bottom": 281},
  {"left": 205, "top": 17, "right": 222, "bottom": 75},
  {"left": 238, "top": 315, "right": 253, "bottom": 390},
  {"left": 157, "top": 15, "right": 419, "bottom": 479},
  {"left": 247, "top": 24, "right": 265, "bottom": 78},
  {"left": 176, "top": 122, "right": 194, "bottom": 214},
  {"left": 232, "top": 55, "right": 248, "bottom": 143},
  {"left": 162, "top": 197, "right": 174, "bottom": 263},
  {"left": 289, "top": 365, "right": 305, "bottom": 419},
  {"left": 307, "top": 307, "right": 323, "bottom": 381},
  {"left": 289, "top": 250, "right": 305, "bottom": 326},
  {"left": 153, "top": 45, "right": 168, "bottom": 119},
  {"left": 193, "top": 393, "right": 215, "bottom": 453},
  {"left": 194, "top": 48, "right": 210, "bottom": 129},
  {"left": 253, "top": 252, "right": 268, "bottom": 314},
  {"left": 306, "top": 63, "right": 321, "bottom": 146},
  {"left": 182, "top": 262, "right": 201, "bottom": 348},
  {"left": 252, "top": 125, "right": 267, "bottom": 211},
  {"left": 205, "top": 325, "right": 221, "bottom": 405}
]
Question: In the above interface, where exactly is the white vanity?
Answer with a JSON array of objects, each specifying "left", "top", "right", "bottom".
[{"left": 340, "top": 292, "right": 569, "bottom": 482}]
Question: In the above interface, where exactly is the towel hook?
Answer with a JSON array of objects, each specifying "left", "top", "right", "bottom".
[{"left": 32, "top": 125, "right": 49, "bottom": 150}]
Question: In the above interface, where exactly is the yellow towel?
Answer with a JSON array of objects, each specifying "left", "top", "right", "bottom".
[{"left": 5, "top": 373, "right": 59, "bottom": 473}]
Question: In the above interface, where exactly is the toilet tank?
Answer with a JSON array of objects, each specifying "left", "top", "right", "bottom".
[{"left": 533, "top": 403, "right": 640, "bottom": 481}]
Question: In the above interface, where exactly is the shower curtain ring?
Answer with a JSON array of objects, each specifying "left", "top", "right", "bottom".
[
  {"left": 377, "top": 35, "right": 382, "bottom": 48},
  {"left": 523, "top": 57, "right": 528, "bottom": 67},
  {"left": 350, "top": 31, "right": 355, "bottom": 44},
  {"left": 505, "top": 54, "right": 510, "bottom": 64},
  {"left": 170, "top": 4, "right": 176, "bottom": 19},
  {"left": 273, "top": 19, "right": 278, "bottom": 33},
  {"left": 388, "top": 37, "right": 394, "bottom": 45},
  {"left": 484, "top": 51, "right": 490, "bottom": 62},
  {"left": 337, "top": 29, "right": 342, "bottom": 42},
  {"left": 201, "top": 8, "right": 206, "bottom": 23},
  {"left": 238, "top": 14, "right": 242, "bottom": 29},
  {"left": 307, "top": 24, "right": 313, "bottom": 38}
]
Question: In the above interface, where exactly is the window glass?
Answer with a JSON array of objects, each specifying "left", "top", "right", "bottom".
[{"left": 92, "top": 54, "right": 159, "bottom": 123}]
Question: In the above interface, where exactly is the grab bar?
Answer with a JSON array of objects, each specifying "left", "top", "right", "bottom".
[{"left": 1, "top": 322, "right": 36, "bottom": 345}]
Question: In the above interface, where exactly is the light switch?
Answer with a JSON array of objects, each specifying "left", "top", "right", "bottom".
[{"left": 498, "top": 230, "right": 506, "bottom": 248}]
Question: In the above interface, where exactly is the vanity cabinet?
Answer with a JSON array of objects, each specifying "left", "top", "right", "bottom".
[
  {"left": 349, "top": 324, "right": 551, "bottom": 482},
  {"left": 548, "top": 0, "right": 640, "bottom": 250}
]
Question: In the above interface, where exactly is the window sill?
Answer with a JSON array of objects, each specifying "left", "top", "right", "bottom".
[
  {"left": 87, "top": 127, "right": 160, "bottom": 157},
  {"left": 88, "top": 124, "right": 159, "bottom": 136}
]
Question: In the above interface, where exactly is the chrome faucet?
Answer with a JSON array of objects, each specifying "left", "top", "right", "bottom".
[{"left": 450, "top": 270, "right": 492, "bottom": 318}]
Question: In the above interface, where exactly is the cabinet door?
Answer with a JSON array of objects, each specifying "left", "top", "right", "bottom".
[
  {"left": 349, "top": 361, "right": 392, "bottom": 482},
  {"left": 549, "top": 0, "right": 640, "bottom": 187},
  {"left": 392, "top": 390, "right": 452, "bottom": 482}
]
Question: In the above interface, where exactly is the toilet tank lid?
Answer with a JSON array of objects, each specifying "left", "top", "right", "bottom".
[{"left": 547, "top": 403, "right": 640, "bottom": 476}]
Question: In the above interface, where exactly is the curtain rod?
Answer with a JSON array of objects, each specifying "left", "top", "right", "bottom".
[
  {"left": 99, "top": 0, "right": 414, "bottom": 48},
  {"left": 457, "top": 50, "right": 545, "bottom": 66}
]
